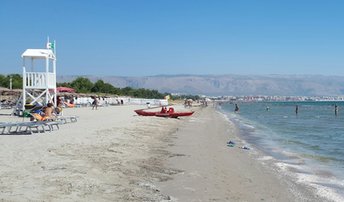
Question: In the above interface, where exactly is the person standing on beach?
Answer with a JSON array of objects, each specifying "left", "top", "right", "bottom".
[
  {"left": 55, "top": 96, "right": 63, "bottom": 115},
  {"left": 295, "top": 105, "right": 299, "bottom": 115},
  {"left": 92, "top": 96, "right": 98, "bottom": 110}
]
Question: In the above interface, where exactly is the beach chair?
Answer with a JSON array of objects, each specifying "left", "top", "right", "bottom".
[
  {"left": 0, "top": 122, "right": 5, "bottom": 134},
  {"left": 0, "top": 122, "right": 11, "bottom": 134},
  {"left": 15, "top": 122, "right": 46, "bottom": 134},
  {"left": 14, "top": 121, "right": 61, "bottom": 134},
  {"left": 1, "top": 120, "right": 61, "bottom": 135},
  {"left": 43, "top": 121, "right": 61, "bottom": 131},
  {"left": 0, "top": 122, "right": 19, "bottom": 134},
  {"left": 56, "top": 115, "right": 78, "bottom": 124},
  {"left": 30, "top": 112, "right": 65, "bottom": 130}
]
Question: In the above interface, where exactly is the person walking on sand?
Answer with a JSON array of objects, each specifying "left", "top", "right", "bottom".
[{"left": 92, "top": 96, "right": 98, "bottom": 110}]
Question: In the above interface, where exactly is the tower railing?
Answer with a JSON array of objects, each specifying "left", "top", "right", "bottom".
[{"left": 24, "top": 72, "right": 56, "bottom": 89}]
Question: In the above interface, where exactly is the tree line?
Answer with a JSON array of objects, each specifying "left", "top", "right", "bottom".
[
  {"left": 0, "top": 74, "right": 167, "bottom": 99},
  {"left": 0, "top": 74, "right": 204, "bottom": 100},
  {"left": 57, "top": 77, "right": 168, "bottom": 99},
  {"left": 0, "top": 74, "right": 22, "bottom": 89}
]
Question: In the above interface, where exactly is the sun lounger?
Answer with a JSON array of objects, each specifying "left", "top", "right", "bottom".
[
  {"left": 15, "top": 122, "right": 47, "bottom": 134},
  {"left": 0, "top": 122, "right": 20, "bottom": 134},
  {"left": 1, "top": 121, "right": 61, "bottom": 135},
  {"left": 43, "top": 121, "right": 61, "bottom": 131},
  {"left": 30, "top": 112, "right": 78, "bottom": 124},
  {"left": 0, "top": 122, "right": 12, "bottom": 134},
  {"left": 1, "top": 122, "right": 27, "bottom": 134},
  {"left": 56, "top": 116, "right": 78, "bottom": 124},
  {"left": 0, "top": 122, "right": 6, "bottom": 134}
]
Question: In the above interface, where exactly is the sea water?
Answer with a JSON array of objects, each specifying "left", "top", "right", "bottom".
[{"left": 220, "top": 101, "right": 344, "bottom": 201}]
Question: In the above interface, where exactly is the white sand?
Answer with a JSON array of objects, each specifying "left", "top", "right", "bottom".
[
  {"left": 0, "top": 105, "right": 183, "bottom": 201},
  {"left": 0, "top": 105, "right": 325, "bottom": 201}
]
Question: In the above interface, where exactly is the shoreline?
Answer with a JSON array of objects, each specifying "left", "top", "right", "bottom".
[
  {"left": 219, "top": 103, "right": 344, "bottom": 202},
  {"left": 0, "top": 105, "right": 330, "bottom": 201},
  {"left": 158, "top": 106, "right": 325, "bottom": 202}
]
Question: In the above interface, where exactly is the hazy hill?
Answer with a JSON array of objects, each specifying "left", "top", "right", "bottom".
[{"left": 57, "top": 74, "right": 344, "bottom": 96}]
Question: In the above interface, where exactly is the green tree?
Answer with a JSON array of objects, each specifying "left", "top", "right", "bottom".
[
  {"left": 103, "top": 83, "right": 119, "bottom": 94},
  {"left": 70, "top": 77, "right": 93, "bottom": 93},
  {"left": 120, "top": 87, "right": 134, "bottom": 96},
  {"left": 0, "top": 74, "right": 22, "bottom": 89},
  {"left": 91, "top": 80, "right": 106, "bottom": 92},
  {"left": 0, "top": 74, "right": 6, "bottom": 87},
  {"left": 9, "top": 74, "right": 22, "bottom": 89},
  {"left": 0, "top": 74, "right": 168, "bottom": 99},
  {"left": 91, "top": 80, "right": 120, "bottom": 94}
]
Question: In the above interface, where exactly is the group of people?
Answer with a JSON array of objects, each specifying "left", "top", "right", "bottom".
[
  {"left": 30, "top": 95, "right": 102, "bottom": 121},
  {"left": 30, "top": 102, "right": 57, "bottom": 121},
  {"left": 233, "top": 103, "right": 340, "bottom": 116},
  {"left": 160, "top": 106, "right": 174, "bottom": 113},
  {"left": 29, "top": 96, "right": 68, "bottom": 121},
  {"left": 30, "top": 96, "right": 111, "bottom": 120},
  {"left": 295, "top": 104, "right": 339, "bottom": 115}
]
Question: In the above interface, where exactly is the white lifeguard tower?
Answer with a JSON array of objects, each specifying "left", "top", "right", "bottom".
[{"left": 18, "top": 41, "right": 57, "bottom": 113}]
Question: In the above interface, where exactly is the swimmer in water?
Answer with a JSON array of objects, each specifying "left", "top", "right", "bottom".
[{"left": 234, "top": 104, "right": 239, "bottom": 113}]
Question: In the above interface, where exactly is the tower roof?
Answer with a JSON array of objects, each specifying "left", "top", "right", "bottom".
[{"left": 21, "top": 49, "right": 55, "bottom": 59}]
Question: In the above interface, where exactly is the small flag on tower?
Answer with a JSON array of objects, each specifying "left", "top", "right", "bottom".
[{"left": 47, "top": 42, "right": 55, "bottom": 49}]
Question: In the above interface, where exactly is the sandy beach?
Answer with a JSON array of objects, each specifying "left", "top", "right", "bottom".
[
  {"left": 0, "top": 105, "right": 325, "bottom": 201},
  {"left": 158, "top": 107, "right": 325, "bottom": 202}
]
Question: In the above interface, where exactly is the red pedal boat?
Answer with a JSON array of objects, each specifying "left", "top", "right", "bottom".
[{"left": 135, "top": 107, "right": 194, "bottom": 118}]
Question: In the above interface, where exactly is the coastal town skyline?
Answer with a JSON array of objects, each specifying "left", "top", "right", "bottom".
[{"left": 1, "top": 1, "right": 344, "bottom": 77}]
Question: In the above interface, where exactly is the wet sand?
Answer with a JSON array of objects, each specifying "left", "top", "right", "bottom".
[{"left": 158, "top": 107, "right": 324, "bottom": 201}]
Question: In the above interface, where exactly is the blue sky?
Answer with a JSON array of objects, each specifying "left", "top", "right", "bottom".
[{"left": 0, "top": 0, "right": 343, "bottom": 76}]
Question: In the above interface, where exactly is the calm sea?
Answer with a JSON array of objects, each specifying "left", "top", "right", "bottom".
[{"left": 220, "top": 101, "right": 344, "bottom": 202}]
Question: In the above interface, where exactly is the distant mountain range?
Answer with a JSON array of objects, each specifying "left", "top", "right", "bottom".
[{"left": 57, "top": 74, "right": 344, "bottom": 96}]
